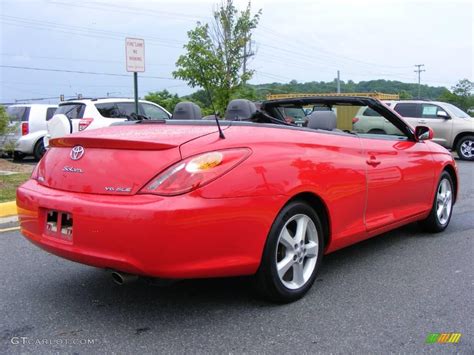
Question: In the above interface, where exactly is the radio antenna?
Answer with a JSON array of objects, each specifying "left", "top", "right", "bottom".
[{"left": 198, "top": 65, "right": 225, "bottom": 139}]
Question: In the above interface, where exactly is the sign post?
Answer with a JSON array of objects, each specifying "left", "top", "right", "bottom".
[{"left": 125, "top": 38, "right": 145, "bottom": 114}]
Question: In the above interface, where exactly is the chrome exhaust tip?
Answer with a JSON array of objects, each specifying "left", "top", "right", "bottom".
[{"left": 111, "top": 271, "right": 138, "bottom": 285}]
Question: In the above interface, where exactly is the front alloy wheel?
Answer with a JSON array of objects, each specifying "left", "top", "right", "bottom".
[
  {"left": 435, "top": 178, "right": 453, "bottom": 226},
  {"left": 420, "top": 171, "right": 454, "bottom": 233},
  {"left": 254, "top": 201, "right": 324, "bottom": 303},
  {"left": 456, "top": 135, "right": 474, "bottom": 161}
]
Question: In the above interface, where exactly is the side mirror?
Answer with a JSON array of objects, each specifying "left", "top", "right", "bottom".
[
  {"left": 437, "top": 110, "right": 450, "bottom": 119},
  {"left": 415, "top": 126, "right": 434, "bottom": 141}
]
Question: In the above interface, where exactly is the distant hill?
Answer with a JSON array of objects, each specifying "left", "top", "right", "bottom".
[{"left": 250, "top": 79, "right": 449, "bottom": 100}]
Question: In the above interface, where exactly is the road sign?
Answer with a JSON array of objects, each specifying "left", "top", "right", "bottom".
[{"left": 125, "top": 38, "right": 145, "bottom": 72}]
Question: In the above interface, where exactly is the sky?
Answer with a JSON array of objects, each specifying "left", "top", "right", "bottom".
[{"left": 0, "top": 0, "right": 472, "bottom": 103}]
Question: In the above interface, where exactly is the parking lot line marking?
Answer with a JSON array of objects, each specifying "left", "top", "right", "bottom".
[{"left": 0, "top": 226, "right": 20, "bottom": 233}]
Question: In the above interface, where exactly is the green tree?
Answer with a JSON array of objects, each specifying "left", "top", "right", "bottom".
[
  {"left": 438, "top": 79, "right": 474, "bottom": 112},
  {"left": 0, "top": 106, "right": 9, "bottom": 136},
  {"left": 398, "top": 90, "right": 413, "bottom": 99},
  {"left": 173, "top": 0, "right": 261, "bottom": 114},
  {"left": 0, "top": 106, "right": 18, "bottom": 154},
  {"left": 144, "top": 90, "right": 181, "bottom": 113}
]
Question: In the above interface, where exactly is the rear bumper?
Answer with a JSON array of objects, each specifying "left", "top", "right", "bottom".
[{"left": 17, "top": 180, "right": 283, "bottom": 278}]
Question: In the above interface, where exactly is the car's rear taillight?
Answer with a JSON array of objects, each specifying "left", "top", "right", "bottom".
[
  {"left": 21, "top": 122, "right": 29, "bottom": 135},
  {"left": 78, "top": 118, "right": 93, "bottom": 131},
  {"left": 352, "top": 117, "right": 359, "bottom": 124},
  {"left": 139, "top": 148, "right": 252, "bottom": 196}
]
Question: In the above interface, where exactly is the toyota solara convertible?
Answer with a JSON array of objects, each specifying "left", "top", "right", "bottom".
[{"left": 17, "top": 97, "right": 458, "bottom": 302}]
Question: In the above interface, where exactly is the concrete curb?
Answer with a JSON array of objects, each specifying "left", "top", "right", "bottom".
[{"left": 0, "top": 201, "right": 17, "bottom": 218}]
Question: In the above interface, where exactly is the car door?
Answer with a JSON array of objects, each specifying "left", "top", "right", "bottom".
[
  {"left": 394, "top": 102, "right": 452, "bottom": 148},
  {"left": 357, "top": 106, "right": 436, "bottom": 232}
]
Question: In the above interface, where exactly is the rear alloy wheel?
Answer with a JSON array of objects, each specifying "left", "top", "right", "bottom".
[
  {"left": 254, "top": 201, "right": 324, "bottom": 303},
  {"left": 33, "top": 139, "right": 46, "bottom": 161},
  {"left": 420, "top": 172, "right": 454, "bottom": 233},
  {"left": 456, "top": 135, "right": 474, "bottom": 161}
]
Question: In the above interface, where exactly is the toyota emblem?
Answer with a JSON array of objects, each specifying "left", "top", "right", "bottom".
[{"left": 70, "top": 146, "right": 85, "bottom": 160}]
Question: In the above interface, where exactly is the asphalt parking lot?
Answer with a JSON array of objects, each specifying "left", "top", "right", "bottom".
[{"left": 0, "top": 160, "right": 472, "bottom": 354}]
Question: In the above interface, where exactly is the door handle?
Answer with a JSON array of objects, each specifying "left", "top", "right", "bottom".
[
  {"left": 418, "top": 120, "right": 427, "bottom": 124},
  {"left": 366, "top": 156, "right": 381, "bottom": 167}
]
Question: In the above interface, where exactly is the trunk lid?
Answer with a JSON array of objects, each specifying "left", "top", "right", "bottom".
[{"left": 37, "top": 124, "right": 222, "bottom": 195}]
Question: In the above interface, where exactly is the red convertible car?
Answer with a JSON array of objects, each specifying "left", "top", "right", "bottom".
[{"left": 17, "top": 97, "right": 458, "bottom": 302}]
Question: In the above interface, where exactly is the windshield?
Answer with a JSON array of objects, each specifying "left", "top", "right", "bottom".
[
  {"left": 277, "top": 107, "right": 306, "bottom": 123},
  {"left": 56, "top": 103, "right": 85, "bottom": 119},
  {"left": 6, "top": 106, "right": 29, "bottom": 121},
  {"left": 443, "top": 103, "right": 471, "bottom": 118}
]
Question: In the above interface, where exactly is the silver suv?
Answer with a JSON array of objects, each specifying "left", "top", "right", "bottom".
[
  {"left": 387, "top": 100, "right": 474, "bottom": 161},
  {"left": 0, "top": 104, "right": 57, "bottom": 160}
]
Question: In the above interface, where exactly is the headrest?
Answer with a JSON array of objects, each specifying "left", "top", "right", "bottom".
[
  {"left": 307, "top": 110, "right": 337, "bottom": 131},
  {"left": 172, "top": 101, "right": 202, "bottom": 120},
  {"left": 224, "top": 99, "right": 257, "bottom": 121}
]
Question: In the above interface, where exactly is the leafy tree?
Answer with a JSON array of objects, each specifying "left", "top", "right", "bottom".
[
  {"left": 452, "top": 78, "right": 473, "bottom": 96},
  {"left": 398, "top": 90, "right": 413, "bottom": 99},
  {"left": 0, "top": 106, "right": 9, "bottom": 136},
  {"left": 438, "top": 79, "right": 473, "bottom": 112},
  {"left": 0, "top": 106, "right": 18, "bottom": 154},
  {"left": 173, "top": 0, "right": 261, "bottom": 114},
  {"left": 250, "top": 79, "right": 449, "bottom": 101},
  {"left": 144, "top": 90, "right": 181, "bottom": 113}
]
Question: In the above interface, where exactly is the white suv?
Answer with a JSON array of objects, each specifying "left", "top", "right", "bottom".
[
  {"left": 0, "top": 104, "right": 57, "bottom": 160},
  {"left": 45, "top": 98, "right": 170, "bottom": 146}
]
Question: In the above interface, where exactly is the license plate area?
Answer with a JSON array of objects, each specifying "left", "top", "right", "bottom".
[{"left": 44, "top": 210, "right": 73, "bottom": 242}]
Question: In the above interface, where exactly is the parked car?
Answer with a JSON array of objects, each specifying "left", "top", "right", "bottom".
[
  {"left": 387, "top": 100, "right": 473, "bottom": 161},
  {"left": 0, "top": 104, "right": 57, "bottom": 160},
  {"left": 17, "top": 97, "right": 458, "bottom": 303},
  {"left": 352, "top": 106, "right": 403, "bottom": 135},
  {"left": 44, "top": 98, "right": 171, "bottom": 147}
]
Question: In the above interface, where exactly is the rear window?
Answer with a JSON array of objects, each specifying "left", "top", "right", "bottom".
[
  {"left": 56, "top": 104, "right": 85, "bottom": 119},
  {"left": 394, "top": 103, "right": 420, "bottom": 118},
  {"left": 95, "top": 102, "right": 136, "bottom": 118},
  {"left": 7, "top": 106, "right": 30, "bottom": 122},
  {"left": 46, "top": 107, "right": 57, "bottom": 121},
  {"left": 362, "top": 107, "right": 381, "bottom": 117}
]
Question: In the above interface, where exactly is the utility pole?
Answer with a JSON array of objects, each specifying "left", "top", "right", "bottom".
[
  {"left": 414, "top": 64, "right": 425, "bottom": 98},
  {"left": 336, "top": 70, "right": 341, "bottom": 93},
  {"left": 242, "top": 39, "right": 254, "bottom": 84}
]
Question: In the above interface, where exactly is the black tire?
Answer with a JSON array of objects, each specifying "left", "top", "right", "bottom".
[
  {"left": 33, "top": 139, "right": 46, "bottom": 161},
  {"left": 456, "top": 135, "right": 474, "bottom": 161},
  {"left": 254, "top": 200, "right": 325, "bottom": 303},
  {"left": 419, "top": 171, "right": 454, "bottom": 233},
  {"left": 13, "top": 151, "right": 25, "bottom": 161}
]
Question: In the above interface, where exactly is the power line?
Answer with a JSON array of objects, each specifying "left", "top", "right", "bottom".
[
  {"left": 49, "top": 0, "right": 210, "bottom": 22},
  {"left": 0, "top": 65, "right": 179, "bottom": 80},
  {"left": 256, "top": 26, "right": 413, "bottom": 70},
  {"left": 0, "top": 53, "right": 173, "bottom": 67},
  {"left": 0, "top": 15, "right": 184, "bottom": 49}
]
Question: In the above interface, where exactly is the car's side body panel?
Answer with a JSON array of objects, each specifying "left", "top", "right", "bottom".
[
  {"left": 182, "top": 126, "right": 368, "bottom": 253},
  {"left": 17, "top": 98, "right": 459, "bottom": 280},
  {"left": 359, "top": 138, "right": 436, "bottom": 231}
]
